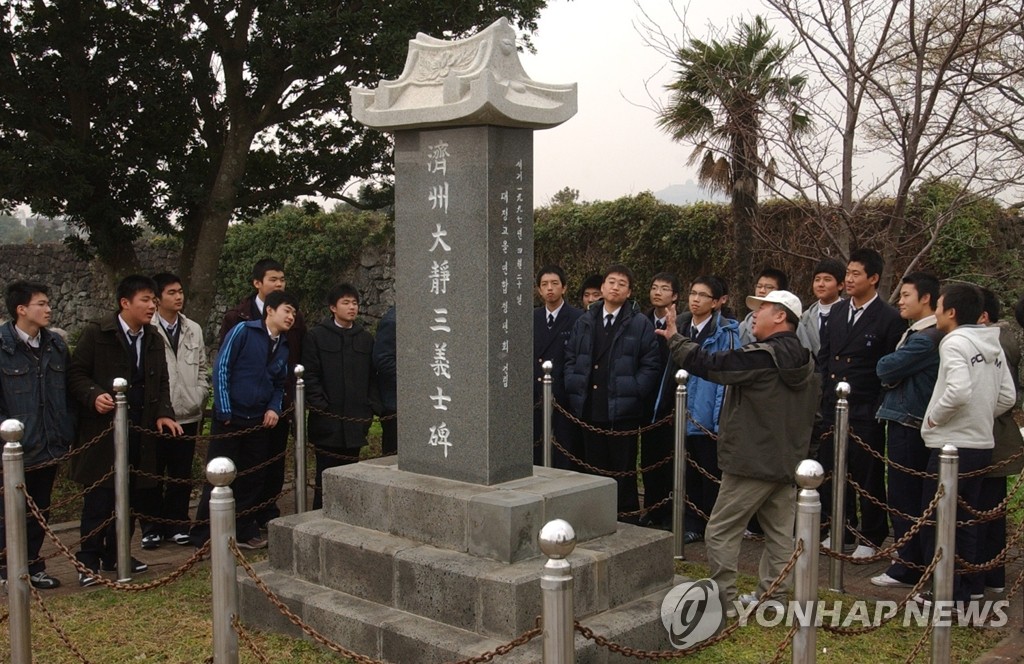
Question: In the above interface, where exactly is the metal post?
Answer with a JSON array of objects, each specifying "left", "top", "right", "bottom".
[
  {"left": 208, "top": 457, "right": 240, "bottom": 664},
  {"left": 542, "top": 360, "right": 553, "bottom": 468},
  {"left": 113, "top": 378, "right": 132, "bottom": 582},
  {"left": 3, "top": 419, "right": 32, "bottom": 664},
  {"left": 294, "top": 364, "right": 307, "bottom": 514},
  {"left": 673, "top": 370, "right": 689, "bottom": 560},
  {"left": 793, "top": 459, "right": 824, "bottom": 664},
  {"left": 828, "top": 381, "right": 850, "bottom": 592},
  {"left": 538, "top": 519, "right": 576, "bottom": 664},
  {"left": 931, "top": 444, "right": 958, "bottom": 664}
]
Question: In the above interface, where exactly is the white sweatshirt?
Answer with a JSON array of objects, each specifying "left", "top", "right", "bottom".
[{"left": 922, "top": 325, "right": 1016, "bottom": 449}]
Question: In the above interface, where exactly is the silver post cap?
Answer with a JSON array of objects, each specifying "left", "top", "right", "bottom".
[
  {"left": 538, "top": 519, "right": 576, "bottom": 559},
  {"left": 675, "top": 369, "right": 689, "bottom": 384},
  {"left": 542, "top": 360, "right": 553, "bottom": 375},
  {"left": 1, "top": 419, "right": 25, "bottom": 443},
  {"left": 835, "top": 381, "right": 851, "bottom": 398},
  {"left": 294, "top": 364, "right": 305, "bottom": 379},
  {"left": 794, "top": 459, "right": 825, "bottom": 489},
  {"left": 113, "top": 377, "right": 129, "bottom": 393},
  {"left": 206, "top": 457, "right": 238, "bottom": 486},
  {"left": 940, "top": 443, "right": 959, "bottom": 458}
]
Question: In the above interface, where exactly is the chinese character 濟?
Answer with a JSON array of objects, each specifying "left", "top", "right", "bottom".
[{"left": 427, "top": 141, "right": 450, "bottom": 175}]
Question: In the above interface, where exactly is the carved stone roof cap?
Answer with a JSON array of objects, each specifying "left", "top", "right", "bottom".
[{"left": 351, "top": 17, "right": 577, "bottom": 131}]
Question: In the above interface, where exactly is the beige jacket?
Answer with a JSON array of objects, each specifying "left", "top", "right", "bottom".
[{"left": 155, "top": 313, "right": 210, "bottom": 424}]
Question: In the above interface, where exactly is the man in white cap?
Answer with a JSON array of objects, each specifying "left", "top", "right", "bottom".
[{"left": 657, "top": 290, "right": 820, "bottom": 616}]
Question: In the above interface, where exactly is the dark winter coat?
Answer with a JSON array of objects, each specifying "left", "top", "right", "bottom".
[
  {"left": 68, "top": 315, "right": 175, "bottom": 487},
  {"left": 563, "top": 300, "right": 661, "bottom": 424},
  {"left": 0, "top": 323, "right": 75, "bottom": 467},
  {"left": 302, "top": 317, "right": 380, "bottom": 450}
]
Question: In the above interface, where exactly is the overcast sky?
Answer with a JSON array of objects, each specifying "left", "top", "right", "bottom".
[{"left": 520, "top": 0, "right": 763, "bottom": 205}]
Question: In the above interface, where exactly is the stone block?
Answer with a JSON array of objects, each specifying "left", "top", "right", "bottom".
[
  {"left": 237, "top": 564, "right": 313, "bottom": 640},
  {"left": 287, "top": 514, "right": 336, "bottom": 585},
  {"left": 394, "top": 544, "right": 505, "bottom": 632},
  {"left": 467, "top": 489, "right": 543, "bottom": 562},
  {"left": 302, "top": 588, "right": 395, "bottom": 658},
  {"left": 578, "top": 523, "right": 673, "bottom": 608},
  {"left": 321, "top": 459, "right": 397, "bottom": 532},
  {"left": 319, "top": 523, "right": 417, "bottom": 605},
  {"left": 387, "top": 470, "right": 490, "bottom": 552},
  {"left": 538, "top": 472, "right": 618, "bottom": 543}
]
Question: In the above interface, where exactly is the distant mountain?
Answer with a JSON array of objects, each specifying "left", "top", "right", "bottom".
[{"left": 653, "top": 181, "right": 727, "bottom": 205}]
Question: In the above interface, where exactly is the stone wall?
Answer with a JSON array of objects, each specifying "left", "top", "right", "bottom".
[{"left": 0, "top": 241, "right": 396, "bottom": 346}]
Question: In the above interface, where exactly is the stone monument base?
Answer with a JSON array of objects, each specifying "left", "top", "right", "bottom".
[{"left": 239, "top": 458, "right": 680, "bottom": 663}]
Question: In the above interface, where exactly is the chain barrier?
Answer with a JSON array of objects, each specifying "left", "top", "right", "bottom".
[
  {"left": 550, "top": 435, "right": 674, "bottom": 479},
  {"left": 24, "top": 485, "right": 213, "bottom": 590},
  {"left": 684, "top": 412, "right": 719, "bottom": 441},
  {"left": 1003, "top": 554, "right": 1024, "bottom": 603},
  {"left": 29, "top": 582, "right": 93, "bottom": 663},
  {"left": 848, "top": 427, "right": 1024, "bottom": 480},
  {"left": 903, "top": 619, "right": 935, "bottom": 663},
  {"left": 17, "top": 422, "right": 117, "bottom": 474},
  {"left": 685, "top": 453, "right": 722, "bottom": 485},
  {"left": 129, "top": 405, "right": 296, "bottom": 442},
  {"left": 553, "top": 400, "right": 672, "bottom": 437},
  {"left": 306, "top": 404, "right": 397, "bottom": 423},
  {"left": 617, "top": 495, "right": 673, "bottom": 520},
  {"left": 574, "top": 540, "right": 803, "bottom": 659},
  {"left": 768, "top": 622, "right": 800, "bottom": 664},
  {"left": 821, "top": 483, "right": 943, "bottom": 567},
  {"left": 233, "top": 614, "right": 272, "bottom": 664},
  {"left": 230, "top": 539, "right": 544, "bottom": 663},
  {"left": 823, "top": 549, "right": 941, "bottom": 635}
]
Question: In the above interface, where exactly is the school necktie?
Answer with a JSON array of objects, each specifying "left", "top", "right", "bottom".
[
  {"left": 547, "top": 313, "right": 555, "bottom": 329},
  {"left": 127, "top": 331, "right": 141, "bottom": 371},
  {"left": 655, "top": 319, "right": 666, "bottom": 330},
  {"left": 604, "top": 314, "right": 613, "bottom": 328},
  {"left": 848, "top": 306, "right": 864, "bottom": 325},
  {"left": 165, "top": 322, "right": 179, "bottom": 354}
]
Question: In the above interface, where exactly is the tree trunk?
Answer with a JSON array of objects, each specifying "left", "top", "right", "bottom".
[{"left": 181, "top": 130, "right": 254, "bottom": 330}]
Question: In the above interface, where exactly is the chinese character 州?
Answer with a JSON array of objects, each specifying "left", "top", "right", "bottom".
[{"left": 429, "top": 183, "right": 449, "bottom": 213}]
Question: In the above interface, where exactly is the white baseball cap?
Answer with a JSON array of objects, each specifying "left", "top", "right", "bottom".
[{"left": 745, "top": 290, "right": 803, "bottom": 320}]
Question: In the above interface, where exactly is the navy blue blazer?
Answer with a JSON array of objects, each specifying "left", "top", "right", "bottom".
[
  {"left": 534, "top": 303, "right": 583, "bottom": 404},
  {"left": 817, "top": 295, "right": 905, "bottom": 419}
]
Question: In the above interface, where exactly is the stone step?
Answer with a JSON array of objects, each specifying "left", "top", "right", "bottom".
[
  {"left": 266, "top": 512, "right": 675, "bottom": 639},
  {"left": 238, "top": 563, "right": 681, "bottom": 664},
  {"left": 320, "top": 458, "right": 619, "bottom": 563}
]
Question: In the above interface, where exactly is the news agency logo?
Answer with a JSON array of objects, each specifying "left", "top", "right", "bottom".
[
  {"left": 659, "top": 579, "right": 725, "bottom": 649},
  {"left": 661, "top": 578, "right": 1010, "bottom": 648}
]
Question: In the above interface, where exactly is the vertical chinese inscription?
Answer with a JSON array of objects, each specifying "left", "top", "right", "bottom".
[
  {"left": 495, "top": 159, "right": 527, "bottom": 390},
  {"left": 426, "top": 140, "right": 454, "bottom": 458}
]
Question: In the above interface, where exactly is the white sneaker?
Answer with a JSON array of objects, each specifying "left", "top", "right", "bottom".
[
  {"left": 821, "top": 536, "right": 831, "bottom": 549},
  {"left": 870, "top": 573, "right": 912, "bottom": 588},
  {"left": 738, "top": 592, "right": 760, "bottom": 607},
  {"left": 850, "top": 544, "right": 876, "bottom": 559},
  {"left": 986, "top": 586, "right": 1005, "bottom": 594}
]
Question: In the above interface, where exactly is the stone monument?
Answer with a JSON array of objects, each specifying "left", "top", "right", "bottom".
[{"left": 239, "top": 19, "right": 678, "bottom": 662}]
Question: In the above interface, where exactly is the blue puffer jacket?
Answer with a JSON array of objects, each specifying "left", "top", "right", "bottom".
[
  {"left": 0, "top": 323, "right": 75, "bottom": 467},
  {"left": 563, "top": 300, "right": 661, "bottom": 424},
  {"left": 875, "top": 326, "right": 942, "bottom": 427},
  {"left": 674, "top": 311, "right": 740, "bottom": 435},
  {"left": 214, "top": 320, "right": 289, "bottom": 421}
]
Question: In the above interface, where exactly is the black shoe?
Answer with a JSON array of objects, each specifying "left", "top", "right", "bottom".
[
  {"left": 684, "top": 531, "right": 704, "bottom": 544},
  {"left": 100, "top": 557, "right": 148, "bottom": 574},
  {"left": 170, "top": 533, "right": 192, "bottom": 546},
  {"left": 141, "top": 533, "right": 162, "bottom": 550},
  {"left": 29, "top": 571, "right": 61, "bottom": 589},
  {"left": 78, "top": 567, "right": 102, "bottom": 588}
]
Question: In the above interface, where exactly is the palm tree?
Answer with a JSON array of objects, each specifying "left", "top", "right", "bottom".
[{"left": 658, "top": 16, "right": 808, "bottom": 304}]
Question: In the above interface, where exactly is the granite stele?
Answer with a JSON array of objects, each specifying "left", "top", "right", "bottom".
[{"left": 239, "top": 18, "right": 679, "bottom": 662}]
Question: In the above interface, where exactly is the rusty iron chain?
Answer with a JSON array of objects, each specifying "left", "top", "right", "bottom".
[
  {"left": 21, "top": 422, "right": 116, "bottom": 473},
  {"left": 823, "top": 548, "right": 941, "bottom": 635},
  {"left": 306, "top": 404, "right": 396, "bottom": 424},
  {"left": 553, "top": 400, "right": 673, "bottom": 437},
  {"left": 821, "top": 483, "right": 943, "bottom": 566},
  {"left": 617, "top": 495, "right": 673, "bottom": 519},
  {"left": 23, "top": 485, "right": 212, "bottom": 591},
  {"left": 29, "top": 582, "right": 94, "bottom": 663},
  {"left": 550, "top": 435, "right": 674, "bottom": 479},
  {"left": 129, "top": 405, "right": 295, "bottom": 441},
  {"left": 233, "top": 614, "right": 272, "bottom": 664},
  {"left": 768, "top": 621, "right": 800, "bottom": 664},
  {"left": 847, "top": 426, "right": 1023, "bottom": 479},
  {"left": 574, "top": 540, "right": 803, "bottom": 659},
  {"left": 903, "top": 615, "right": 935, "bottom": 663}
]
